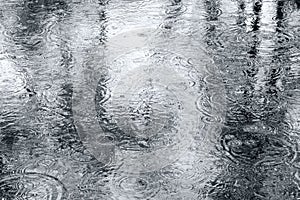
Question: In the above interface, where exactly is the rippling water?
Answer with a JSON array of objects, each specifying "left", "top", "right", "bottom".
[{"left": 0, "top": 0, "right": 300, "bottom": 199}]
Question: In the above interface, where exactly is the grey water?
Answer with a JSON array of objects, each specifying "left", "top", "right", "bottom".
[{"left": 0, "top": 0, "right": 300, "bottom": 199}]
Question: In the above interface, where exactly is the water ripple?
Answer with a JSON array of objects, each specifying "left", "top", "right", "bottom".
[
  {"left": 110, "top": 172, "right": 161, "bottom": 200},
  {"left": 220, "top": 126, "right": 297, "bottom": 166},
  {"left": 164, "top": 1, "right": 187, "bottom": 16},
  {"left": 203, "top": 1, "right": 223, "bottom": 21},
  {"left": 0, "top": 172, "right": 66, "bottom": 200},
  {"left": 195, "top": 91, "right": 224, "bottom": 124},
  {"left": 215, "top": 28, "right": 261, "bottom": 53},
  {"left": 158, "top": 157, "right": 207, "bottom": 187}
]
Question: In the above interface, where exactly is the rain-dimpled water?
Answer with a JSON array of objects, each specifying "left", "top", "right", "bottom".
[{"left": 0, "top": 0, "right": 300, "bottom": 199}]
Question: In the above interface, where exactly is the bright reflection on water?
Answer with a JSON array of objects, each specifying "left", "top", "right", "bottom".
[{"left": 0, "top": 0, "right": 300, "bottom": 199}]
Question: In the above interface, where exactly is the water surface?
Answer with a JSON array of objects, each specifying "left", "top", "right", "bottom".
[{"left": 0, "top": 0, "right": 300, "bottom": 199}]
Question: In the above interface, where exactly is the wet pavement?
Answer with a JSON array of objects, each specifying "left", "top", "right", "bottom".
[{"left": 0, "top": 0, "right": 300, "bottom": 199}]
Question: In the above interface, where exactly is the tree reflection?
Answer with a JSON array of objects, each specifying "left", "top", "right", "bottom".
[
  {"left": 13, "top": 0, "right": 68, "bottom": 51},
  {"left": 202, "top": 0, "right": 300, "bottom": 199},
  {"left": 295, "top": 0, "right": 300, "bottom": 9},
  {"left": 203, "top": 0, "right": 221, "bottom": 50},
  {"left": 247, "top": 0, "right": 262, "bottom": 58},
  {"left": 161, "top": 0, "right": 184, "bottom": 30}
]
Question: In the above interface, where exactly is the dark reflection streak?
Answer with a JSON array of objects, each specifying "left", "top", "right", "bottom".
[
  {"left": 58, "top": 42, "right": 73, "bottom": 154},
  {"left": 95, "top": 0, "right": 185, "bottom": 148},
  {"left": 266, "top": 1, "right": 286, "bottom": 92},
  {"left": 203, "top": 0, "right": 300, "bottom": 198},
  {"left": 92, "top": 2, "right": 143, "bottom": 146},
  {"left": 252, "top": 1, "right": 262, "bottom": 31},
  {"left": 203, "top": 0, "right": 221, "bottom": 49},
  {"left": 97, "top": 0, "right": 108, "bottom": 45},
  {"left": 264, "top": 1, "right": 288, "bottom": 98},
  {"left": 95, "top": 83, "right": 151, "bottom": 147},
  {"left": 236, "top": 1, "right": 246, "bottom": 27},
  {"left": 0, "top": 1, "right": 56, "bottom": 152},
  {"left": 54, "top": 3, "right": 99, "bottom": 154},
  {"left": 247, "top": 0, "right": 262, "bottom": 58},
  {"left": 98, "top": 0, "right": 109, "bottom": 6},
  {"left": 57, "top": 83, "right": 83, "bottom": 152},
  {"left": 204, "top": 0, "right": 220, "bottom": 21},
  {"left": 98, "top": 10, "right": 107, "bottom": 45},
  {"left": 167, "top": 0, "right": 182, "bottom": 16},
  {"left": 274, "top": 0, "right": 289, "bottom": 56},
  {"left": 239, "top": 1, "right": 245, "bottom": 10},
  {"left": 8, "top": 0, "right": 85, "bottom": 157},
  {"left": 256, "top": 2, "right": 300, "bottom": 198},
  {"left": 94, "top": 1, "right": 162, "bottom": 149},
  {"left": 95, "top": 84, "right": 130, "bottom": 141},
  {"left": 161, "top": 0, "right": 183, "bottom": 30},
  {"left": 92, "top": 2, "right": 116, "bottom": 143},
  {"left": 295, "top": 0, "right": 300, "bottom": 9},
  {"left": 20, "top": 1, "right": 72, "bottom": 151},
  {"left": 13, "top": 3, "right": 42, "bottom": 51},
  {"left": 202, "top": 1, "right": 269, "bottom": 199},
  {"left": 262, "top": 1, "right": 289, "bottom": 122},
  {"left": 1, "top": 135, "right": 15, "bottom": 152},
  {"left": 275, "top": 0, "right": 285, "bottom": 31},
  {"left": 18, "top": 0, "right": 92, "bottom": 156},
  {"left": 0, "top": 156, "right": 3, "bottom": 174},
  {"left": 15, "top": 0, "right": 68, "bottom": 51}
]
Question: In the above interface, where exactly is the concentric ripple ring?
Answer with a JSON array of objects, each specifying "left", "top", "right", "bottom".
[{"left": 0, "top": 172, "right": 66, "bottom": 200}]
